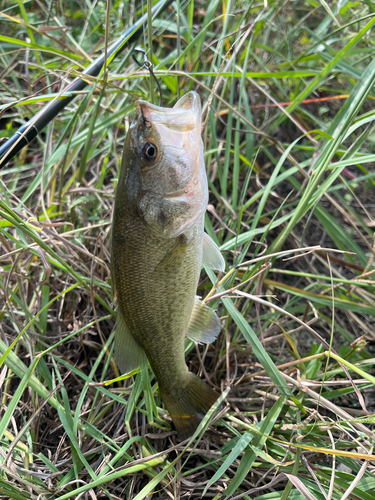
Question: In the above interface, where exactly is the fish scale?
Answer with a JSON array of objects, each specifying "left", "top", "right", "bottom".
[{"left": 111, "top": 91, "right": 226, "bottom": 438}]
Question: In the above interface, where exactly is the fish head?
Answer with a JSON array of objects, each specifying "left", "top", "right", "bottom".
[
  {"left": 132, "top": 91, "right": 204, "bottom": 197},
  {"left": 124, "top": 91, "right": 207, "bottom": 237}
]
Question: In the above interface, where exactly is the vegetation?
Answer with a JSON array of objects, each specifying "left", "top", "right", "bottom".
[{"left": 1, "top": 0, "right": 375, "bottom": 498}]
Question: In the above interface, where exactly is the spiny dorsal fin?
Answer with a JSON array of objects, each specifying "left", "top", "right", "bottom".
[
  {"left": 186, "top": 296, "right": 221, "bottom": 344},
  {"left": 114, "top": 312, "right": 146, "bottom": 374},
  {"left": 203, "top": 232, "right": 225, "bottom": 272}
]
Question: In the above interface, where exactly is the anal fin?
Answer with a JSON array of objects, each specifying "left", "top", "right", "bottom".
[
  {"left": 114, "top": 312, "right": 146, "bottom": 374},
  {"left": 203, "top": 232, "right": 225, "bottom": 272},
  {"left": 186, "top": 296, "right": 221, "bottom": 344}
]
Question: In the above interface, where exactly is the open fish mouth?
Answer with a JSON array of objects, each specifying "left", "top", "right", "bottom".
[{"left": 136, "top": 91, "right": 201, "bottom": 132}]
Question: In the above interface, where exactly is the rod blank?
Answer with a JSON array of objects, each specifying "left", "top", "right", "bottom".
[{"left": 0, "top": 0, "right": 171, "bottom": 167}]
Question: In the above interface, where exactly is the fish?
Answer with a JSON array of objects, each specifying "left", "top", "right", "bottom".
[{"left": 111, "top": 91, "right": 225, "bottom": 439}]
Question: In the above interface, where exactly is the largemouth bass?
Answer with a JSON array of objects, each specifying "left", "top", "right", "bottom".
[{"left": 111, "top": 91, "right": 225, "bottom": 438}]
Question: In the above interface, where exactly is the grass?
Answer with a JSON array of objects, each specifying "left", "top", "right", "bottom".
[{"left": 1, "top": 0, "right": 375, "bottom": 498}]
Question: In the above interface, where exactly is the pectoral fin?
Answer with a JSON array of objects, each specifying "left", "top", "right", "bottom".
[
  {"left": 114, "top": 313, "right": 146, "bottom": 374},
  {"left": 186, "top": 296, "right": 221, "bottom": 344},
  {"left": 203, "top": 232, "right": 225, "bottom": 272},
  {"left": 154, "top": 235, "right": 187, "bottom": 273}
]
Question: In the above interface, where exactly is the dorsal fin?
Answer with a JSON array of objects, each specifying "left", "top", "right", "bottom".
[
  {"left": 186, "top": 296, "right": 221, "bottom": 344},
  {"left": 203, "top": 232, "right": 225, "bottom": 272}
]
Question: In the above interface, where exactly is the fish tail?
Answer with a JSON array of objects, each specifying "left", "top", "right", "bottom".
[{"left": 162, "top": 373, "right": 219, "bottom": 439}]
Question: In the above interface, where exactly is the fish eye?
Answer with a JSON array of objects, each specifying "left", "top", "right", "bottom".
[{"left": 141, "top": 141, "right": 158, "bottom": 162}]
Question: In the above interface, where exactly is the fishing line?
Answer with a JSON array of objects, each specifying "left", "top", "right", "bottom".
[
  {"left": 0, "top": 0, "right": 172, "bottom": 167},
  {"left": 133, "top": 47, "right": 163, "bottom": 106},
  {"left": 141, "top": 0, "right": 147, "bottom": 51}
]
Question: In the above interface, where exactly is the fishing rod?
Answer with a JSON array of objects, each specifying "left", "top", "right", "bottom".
[{"left": 0, "top": 0, "right": 172, "bottom": 168}]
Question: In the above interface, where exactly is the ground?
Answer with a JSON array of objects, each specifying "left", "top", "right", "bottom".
[{"left": 0, "top": 1, "right": 375, "bottom": 499}]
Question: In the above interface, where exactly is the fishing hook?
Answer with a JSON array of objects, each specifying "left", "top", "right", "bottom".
[{"left": 133, "top": 47, "right": 162, "bottom": 107}]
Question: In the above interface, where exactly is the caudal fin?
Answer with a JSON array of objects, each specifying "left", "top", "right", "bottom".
[{"left": 162, "top": 373, "right": 219, "bottom": 439}]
